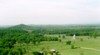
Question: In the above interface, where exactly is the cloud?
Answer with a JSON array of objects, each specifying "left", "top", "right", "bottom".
[{"left": 0, "top": 0, "right": 100, "bottom": 25}]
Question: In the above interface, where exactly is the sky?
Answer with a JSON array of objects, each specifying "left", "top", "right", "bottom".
[{"left": 0, "top": 0, "right": 100, "bottom": 25}]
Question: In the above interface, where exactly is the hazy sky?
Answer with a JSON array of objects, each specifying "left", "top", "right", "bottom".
[{"left": 0, "top": 0, "right": 100, "bottom": 25}]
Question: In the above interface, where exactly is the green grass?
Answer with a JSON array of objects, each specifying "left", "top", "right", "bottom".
[{"left": 15, "top": 36, "right": 100, "bottom": 55}]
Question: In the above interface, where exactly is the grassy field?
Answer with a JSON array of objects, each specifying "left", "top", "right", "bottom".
[{"left": 15, "top": 35, "right": 100, "bottom": 55}]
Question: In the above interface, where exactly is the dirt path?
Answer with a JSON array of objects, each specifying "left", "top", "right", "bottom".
[{"left": 81, "top": 47, "right": 100, "bottom": 52}]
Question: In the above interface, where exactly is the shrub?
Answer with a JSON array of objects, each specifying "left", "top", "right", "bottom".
[
  {"left": 58, "top": 39, "right": 62, "bottom": 42},
  {"left": 66, "top": 41, "right": 71, "bottom": 45},
  {"left": 33, "top": 51, "right": 39, "bottom": 55},
  {"left": 71, "top": 44, "right": 75, "bottom": 49},
  {"left": 80, "top": 38, "right": 83, "bottom": 41}
]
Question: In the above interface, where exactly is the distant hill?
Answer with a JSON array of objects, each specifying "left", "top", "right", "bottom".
[
  {"left": 7, "top": 24, "right": 33, "bottom": 32},
  {"left": 1, "top": 24, "right": 100, "bottom": 35},
  {"left": 11, "top": 24, "right": 29, "bottom": 28},
  {"left": 7, "top": 24, "right": 100, "bottom": 31}
]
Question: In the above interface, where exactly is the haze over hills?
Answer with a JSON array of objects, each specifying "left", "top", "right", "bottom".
[
  {"left": 0, "top": 24, "right": 100, "bottom": 29},
  {"left": 0, "top": 24, "right": 99, "bottom": 36}
]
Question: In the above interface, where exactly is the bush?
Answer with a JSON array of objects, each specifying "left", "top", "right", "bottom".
[
  {"left": 33, "top": 51, "right": 44, "bottom": 55},
  {"left": 71, "top": 44, "right": 75, "bottom": 49},
  {"left": 80, "top": 38, "right": 83, "bottom": 41},
  {"left": 58, "top": 39, "right": 62, "bottom": 42},
  {"left": 66, "top": 41, "right": 71, "bottom": 45},
  {"left": 2, "top": 48, "right": 10, "bottom": 55},
  {"left": 33, "top": 51, "right": 39, "bottom": 55},
  {"left": 56, "top": 51, "right": 61, "bottom": 55},
  {"left": 42, "top": 37, "right": 59, "bottom": 41},
  {"left": 9, "top": 49, "right": 20, "bottom": 55}
]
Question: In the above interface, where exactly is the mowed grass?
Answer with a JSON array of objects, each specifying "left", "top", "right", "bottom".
[{"left": 15, "top": 35, "right": 100, "bottom": 55}]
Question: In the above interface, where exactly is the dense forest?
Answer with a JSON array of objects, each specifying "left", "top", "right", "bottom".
[{"left": 0, "top": 24, "right": 100, "bottom": 55}]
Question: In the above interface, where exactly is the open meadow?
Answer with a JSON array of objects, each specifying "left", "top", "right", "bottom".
[{"left": 14, "top": 35, "right": 100, "bottom": 55}]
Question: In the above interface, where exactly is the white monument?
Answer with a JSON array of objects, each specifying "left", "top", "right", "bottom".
[{"left": 72, "top": 34, "right": 76, "bottom": 40}]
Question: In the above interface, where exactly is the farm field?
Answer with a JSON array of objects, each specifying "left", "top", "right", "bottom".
[{"left": 14, "top": 35, "right": 100, "bottom": 55}]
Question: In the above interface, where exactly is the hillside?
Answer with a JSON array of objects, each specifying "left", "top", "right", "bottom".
[{"left": 1, "top": 24, "right": 99, "bottom": 36}]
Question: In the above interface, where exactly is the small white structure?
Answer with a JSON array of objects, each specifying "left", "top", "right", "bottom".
[
  {"left": 50, "top": 49, "right": 57, "bottom": 55},
  {"left": 72, "top": 34, "right": 76, "bottom": 40},
  {"left": 39, "top": 51, "right": 43, "bottom": 53},
  {"left": 50, "top": 49, "right": 56, "bottom": 52}
]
